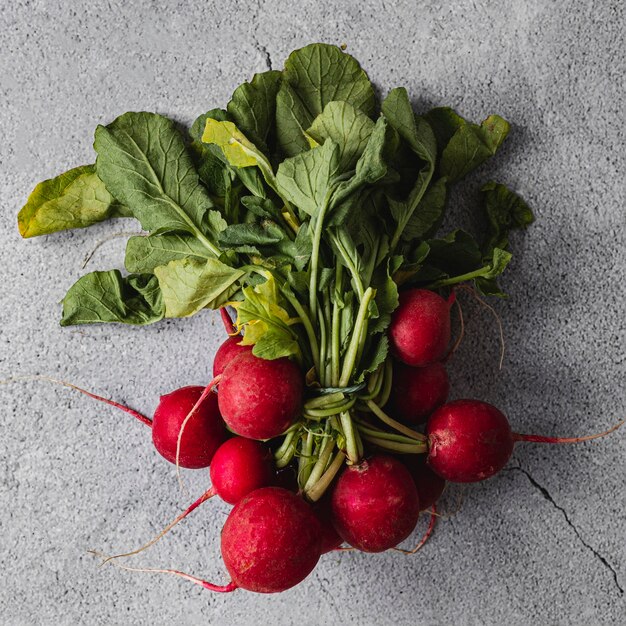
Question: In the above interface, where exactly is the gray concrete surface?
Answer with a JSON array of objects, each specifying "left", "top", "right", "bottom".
[{"left": 1, "top": 1, "right": 624, "bottom": 624}]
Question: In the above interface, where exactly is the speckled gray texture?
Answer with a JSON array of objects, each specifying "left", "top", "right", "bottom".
[{"left": 1, "top": 1, "right": 624, "bottom": 624}]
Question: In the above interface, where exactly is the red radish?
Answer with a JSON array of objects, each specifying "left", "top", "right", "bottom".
[
  {"left": 221, "top": 487, "right": 322, "bottom": 593},
  {"left": 213, "top": 336, "right": 252, "bottom": 377},
  {"left": 426, "top": 399, "right": 624, "bottom": 483},
  {"left": 390, "top": 289, "right": 452, "bottom": 366},
  {"left": 100, "top": 436, "right": 275, "bottom": 563},
  {"left": 99, "top": 487, "right": 322, "bottom": 594},
  {"left": 402, "top": 454, "right": 446, "bottom": 511},
  {"left": 314, "top": 498, "right": 343, "bottom": 553},
  {"left": 389, "top": 361, "right": 450, "bottom": 424},
  {"left": 152, "top": 385, "right": 227, "bottom": 469},
  {"left": 330, "top": 455, "right": 420, "bottom": 552},
  {"left": 209, "top": 437, "right": 275, "bottom": 505},
  {"left": 218, "top": 352, "right": 304, "bottom": 440}
]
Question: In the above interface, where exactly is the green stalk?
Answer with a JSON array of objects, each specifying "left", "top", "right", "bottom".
[
  {"left": 362, "top": 236, "right": 380, "bottom": 287},
  {"left": 376, "top": 358, "right": 393, "bottom": 408},
  {"left": 298, "top": 431, "right": 315, "bottom": 487},
  {"left": 280, "top": 288, "right": 320, "bottom": 376},
  {"left": 360, "top": 434, "right": 427, "bottom": 454},
  {"left": 339, "top": 287, "right": 374, "bottom": 387},
  {"left": 318, "top": 300, "right": 328, "bottom": 387},
  {"left": 426, "top": 264, "right": 495, "bottom": 289},
  {"left": 365, "top": 399, "right": 426, "bottom": 441},
  {"left": 330, "top": 278, "right": 342, "bottom": 387},
  {"left": 339, "top": 411, "right": 360, "bottom": 464},
  {"left": 304, "top": 392, "right": 345, "bottom": 410},
  {"left": 323, "top": 288, "right": 333, "bottom": 385},
  {"left": 353, "top": 318, "right": 369, "bottom": 375},
  {"left": 389, "top": 166, "right": 434, "bottom": 254},
  {"left": 309, "top": 196, "right": 331, "bottom": 323},
  {"left": 303, "top": 397, "right": 356, "bottom": 419},
  {"left": 355, "top": 420, "right": 422, "bottom": 444},
  {"left": 305, "top": 451, "right": 346, "bottom": 502},
  {"left": 359, "top": 364, "right": 385, "bottom": 401},
  {"left": 275, "top": 430, "right": 299, "bottom": 468},
  {"left": 328, "top": 230, "right": 365, "bottom": 301},
  {"left": 303, "top": 438, "right": 335, "bottom": 493}
]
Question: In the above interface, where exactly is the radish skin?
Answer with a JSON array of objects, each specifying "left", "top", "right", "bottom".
[
  {"left": 221, "top": 487, "right": 322, "bottom": 593},
  {"left": 426, "top": 399, "right": 624, "bottom": 483},
  {"left": 390, "top": 289, "right": 452, "bottom": 367},
  {"left": 153, "top": 385, "right": 227, "bottom": 469},
  {"left": 218, "top": 353, "right": 304, "bottom": 440},
  {"left": 389, "top": 361, "right": 450, "bottom": 424},
  {"left": 330, "top": 455, "right": 420, "bottom": 552}
]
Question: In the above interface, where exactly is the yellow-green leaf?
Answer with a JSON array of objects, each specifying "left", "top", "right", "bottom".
[{"left": 18, "top": 165, "right": 128, "bottom": 238}]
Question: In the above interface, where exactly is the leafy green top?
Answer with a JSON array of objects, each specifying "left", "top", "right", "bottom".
[{"left": 18, "top": 42, "right": 533, "bottom": 373}]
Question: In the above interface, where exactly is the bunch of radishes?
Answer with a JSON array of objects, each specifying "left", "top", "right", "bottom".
[
  {"left": 70, "top": 290, "right": 616, "bottom": 596},
  {"left": 16, "top": 42, "right": 621, "bottom": 596}
]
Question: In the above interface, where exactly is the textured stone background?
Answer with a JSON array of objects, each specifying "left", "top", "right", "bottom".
[{"left": 1, "top": 1, "right": 624, "bottom": 624}]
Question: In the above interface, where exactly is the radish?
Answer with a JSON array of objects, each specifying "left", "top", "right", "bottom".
[
  {"left": 218, "top": 352, "right": 304, "bottom": 440},
  {"left": 152, "top": 385, "right": 226, "bottom": 469},
  {"left": 426, "top": 399, "right": 623, "bottom": 483},
  {"left": 99, "top": 487, "right": 322, "bottom": 594},
  {"left": 402, "top": 454, "right": 446, "bottom": 511},
  {"left": 330, "top": 455, "right": 420, "bottom": 552},
  {"left": 389, "top": 361, "right": 450, "bottom": 424},
  {"left": 100, "top": 436, "right": 275, "bottom": 563},
  {"left": 213, "top": 336, "right": 252, "bottom": 377},
  {"left": 208, "top": 437, "right": 275, "bottom": 504},
  {"left": 389, "top": 288, "right": 452, "bottom": 366},
  {"left": 221, "top": 487, "right": 322, "bottom": 592}
]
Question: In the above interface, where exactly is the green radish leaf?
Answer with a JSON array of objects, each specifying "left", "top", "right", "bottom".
[
  {"left": 241, "top": 196, "right": 283, "bottom": 221},
  {"left": 124, "top": 234, "right": 213, "bottom": 274},
  {"left": 328, "top": 225, "right": 364, "bottom": 283},
  {"left": 60, "top": 270, "right": 163, "bottom": 326},
  {"left": 227, "top": 70, "right": 282, "bottom": 155},
  {"left": 307, "top": 101, "right": 375, "bottom": 171},
  {"left": 218, "top": 223, "right": 284, "bottom": 247},
  {"left": 330, "top": 117, "right": 393, "bottom": 216},
  {"left": 368, "top": 268, "right": 399, "bottom": 335},
  {"left": 481, "top": 181, "right": 534, "bottom": 254},
  {"left": 94, "top": 112, "right": 219, "bottom": 252},
  {"left": 154, "top": 257, "right": 245, "bottom": 318},
  {"left": 275, "top": 83, "right": 314, "bottom": 158},
  {"left": 276, "top": 43, "right": 375, "bottom": 157},
  {"left": 356, "top": 335, "right": 389, "bottom": 382},
  {"left": 275, "top": 140, "right": 340, "bottom": 217},
  {"left": 382, "top": 88, "right": 436, "bottom": 164},
  {"left": 382, "top": 89, "right": 436, "bottom": 247},
  {"left": 231, "top": 272, "right": 302, "bottom": 360},
  {"left": 401, "top": 176, "right": 448, "bottom": 242},
  {"left": 439, "top": 115, "right": 510, "bottom": 182},
  {"left": 18, "top": 165, "right": 130, "bottom": 238},
  {"left": 425, "top": 229, "right": 483, "bottom": 277},
  {"left": 423, "top": 107, "right": 466, "bottom": 157}
]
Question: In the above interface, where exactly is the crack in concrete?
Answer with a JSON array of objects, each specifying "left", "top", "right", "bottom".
[
  {"left": 250, "top": 0, "right": 272, "bottom": 71},
  {"left": 507, "top": 465, "right": 623, "bottom": 595},
  {"left": 314, "top": 570, "right": 342, "bottom": 619},
  {"left": 259, "top": 45, "right": 273, "bottom": 71}
]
